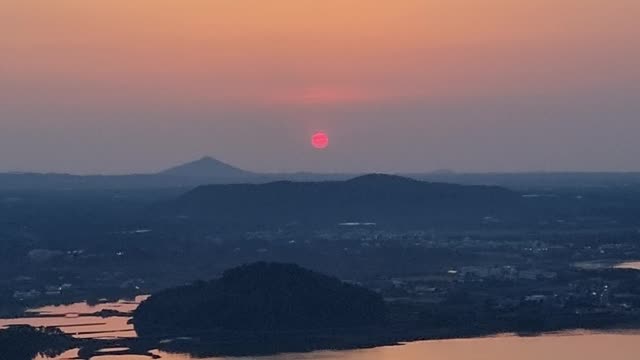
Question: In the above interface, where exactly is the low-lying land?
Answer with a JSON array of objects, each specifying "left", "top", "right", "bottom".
[{"left": 2, "top": 175, "right": 640, "bottom": 358}]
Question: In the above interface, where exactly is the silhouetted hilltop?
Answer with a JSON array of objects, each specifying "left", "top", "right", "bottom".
[
  {"left": 0, "top": 157, "right": 262, "bottom": 189},
  {"left": 159, "top": 156, "right": 255, "bottom": 178},
  {"left": 346, "top": 173, "right": 419, "bottom": 185},
  {"left": 132, "top": 262, "right": 386, "bottom": 336},
  {"left": 0, "top": 326, "right": 75, "bottom": 360},
  {"left": 164, "top": 175, "right": 519, "bottom": 227}
]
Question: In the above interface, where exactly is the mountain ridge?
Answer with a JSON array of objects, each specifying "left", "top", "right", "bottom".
[
  {"left": 2, "top": 156, "right": 640, "bottom": 190},
  {"left": 159, "top": 156, "right": 255, "bottom": 178},
  {"left": 163, "top": 175, "right": 519, "bottom": 227}
]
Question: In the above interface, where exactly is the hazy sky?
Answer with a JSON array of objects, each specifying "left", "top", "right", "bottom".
[{"left": 1, "top": 1, "right": 639, "bottom": 174}]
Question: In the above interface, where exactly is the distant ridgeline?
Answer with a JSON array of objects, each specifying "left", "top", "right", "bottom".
[
  {"left": 160, "top": 174, "right": 520, "bottom": 227},
  {"left": 132, "top": 262, "right": 386, "bottom": 336},
  {"left": 3, "top": 156, "right": 640, "bottom": 190}
]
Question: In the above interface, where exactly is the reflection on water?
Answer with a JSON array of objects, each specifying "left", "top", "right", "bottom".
[
  {"left": 160, "top": 332, "right": 640, "bottom": 360},
  {"left": 574, "top": 260, "right": 640, "bottom": 271},
  {"left": 44, "top": 332, "right": 640, "bottom": 360},
  {"left": 33, "top": 349, "right": 79, "bottom": 360},
  {"left": 89, "top": 356, "right": 151, "bottom": 360},
  {"left": 28, "top": 297, "right": 146, "bottom": 316},
  {"left": 615, "top": 261, "right": 640, "bottom": 270},
  {"left": 0, "top": 316, "right": 134, "bottom": 339},
  {"left": 97, "top": 348, "right": 131, "bottom": 353},
  {"left": 0, "top": 296, "right": 148, "bottom": 339}
]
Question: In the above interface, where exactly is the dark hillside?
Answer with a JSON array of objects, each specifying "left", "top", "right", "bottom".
[
  {"left": 133, "top": 262, "right": 386, "bottom": 335},
  {"left": 163, "top": 174, "right": 519, "bottom": 227}
]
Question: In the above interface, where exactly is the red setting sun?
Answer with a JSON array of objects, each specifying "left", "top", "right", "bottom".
[{"left": 311, "top": 132, "right": 329, "bottom": 150}]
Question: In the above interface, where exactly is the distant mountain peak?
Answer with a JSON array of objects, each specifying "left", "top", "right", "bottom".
[{"left": 160, "top": 156, "right": 254, "bottom": 178}]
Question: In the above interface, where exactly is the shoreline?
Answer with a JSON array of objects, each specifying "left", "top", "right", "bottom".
[{"left": 73, "top": 319, "right": 640, "bottom": 358}]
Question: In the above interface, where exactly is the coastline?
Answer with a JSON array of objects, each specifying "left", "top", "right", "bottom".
[{"left": 69, "top": 316, "right": 640, "bottom": 358}]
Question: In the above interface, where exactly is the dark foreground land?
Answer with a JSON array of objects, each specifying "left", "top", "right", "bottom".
[
  {"left": 104, "top": 261, "right": 640, "bottom": 357},
  {"left": 5, "top": 261, "right": 640, "bottom": 359},
  {"left": 2, "top": 174, "right": 640, "bottom": 358}
]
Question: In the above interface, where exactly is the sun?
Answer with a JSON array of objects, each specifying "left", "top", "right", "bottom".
[{"left": 311, "top": 132, "right": 329, "bottom": 149}]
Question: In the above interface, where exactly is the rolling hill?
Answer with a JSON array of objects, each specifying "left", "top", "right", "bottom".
[{"left": 161, "top": 174, "right": 520, "bottom": 227}]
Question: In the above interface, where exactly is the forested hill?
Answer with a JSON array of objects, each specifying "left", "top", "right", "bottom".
[
  {"left": 161, "top": 174, "right": 519, "bottom": 227},
  {"left": 132, "top": 262, "right": 386, "bottom": 335}
]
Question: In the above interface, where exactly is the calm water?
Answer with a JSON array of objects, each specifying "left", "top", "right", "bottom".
[
  {"left": 615, "top": 261, "right": 640, "bottom": 270},
  {"left": 31, "top": 331, "right": 640, "bottom": 360},
  {"left": 0, "top": 296, "right": 147, "bottom": 339},
  {"left": 574, "top": 260, "right": 640, "bottom": 271}
]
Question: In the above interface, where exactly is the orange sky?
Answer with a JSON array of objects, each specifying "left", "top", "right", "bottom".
[
  {"left": 1, "top": 1, "right": 639, "bottom": 173},
  {"left": 3, "top": 1, "right": 637, "bottom": 105}
]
